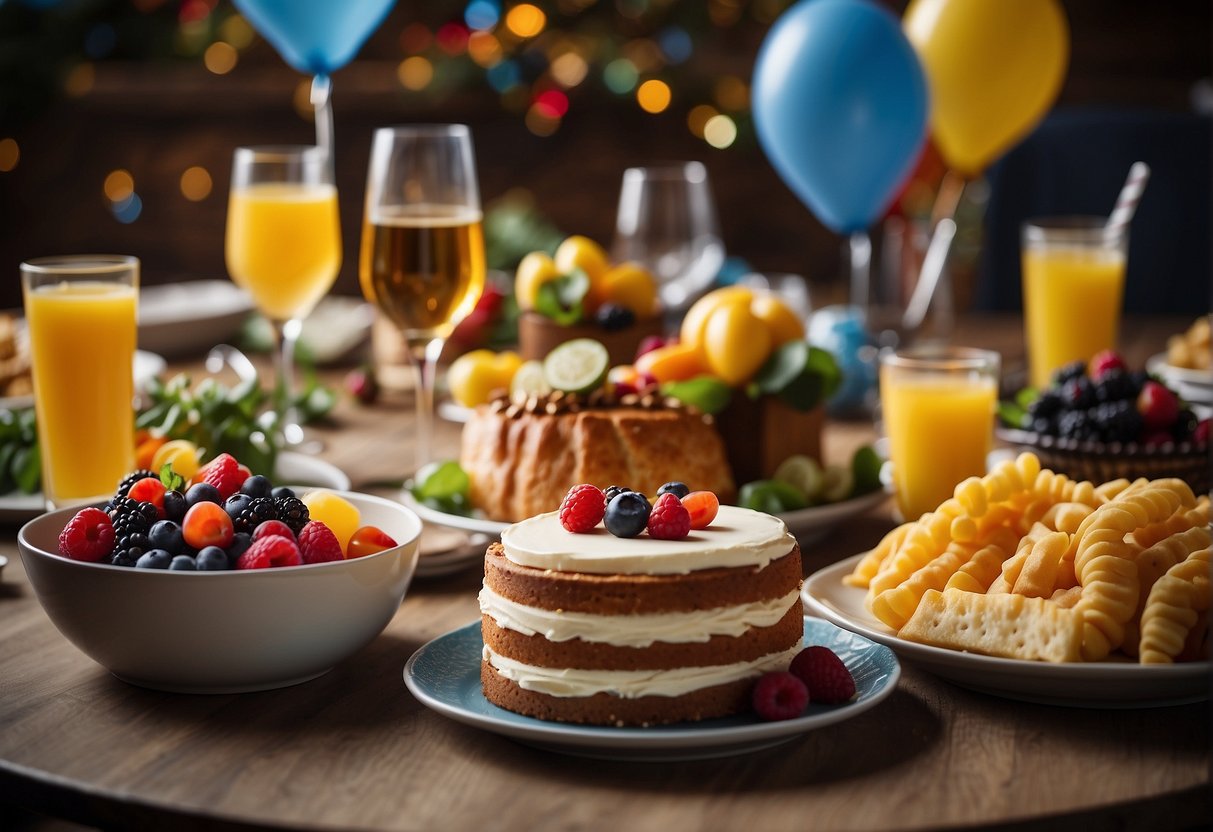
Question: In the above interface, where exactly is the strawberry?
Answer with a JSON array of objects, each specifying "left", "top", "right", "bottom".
[
  {"left": 1137, "top": 381, "right": 1180, "bottom": 432},
  {"left": 789, "top": 646, "right": 856, "bottom": 704},
  {"left": 297, "top": 521, "right": 343, "bottom": 564}
]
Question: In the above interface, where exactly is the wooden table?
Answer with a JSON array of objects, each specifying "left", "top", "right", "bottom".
[{"left": 1, "top": 314, "right": 1208, "bottom": 831}]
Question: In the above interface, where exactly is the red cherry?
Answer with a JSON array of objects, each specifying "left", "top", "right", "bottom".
[
  {"left": 347, "top": 525, "right": 399, "bottom": 559},
  {"left": 127, "top": 477, "right": 167, "bottom": 519},
  {"left": 1136, "top": 381, "right": 1180, "bottom": 432}
]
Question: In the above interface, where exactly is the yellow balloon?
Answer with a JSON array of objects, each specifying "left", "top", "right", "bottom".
[{"left": 904, "top": 0, "right": 1069, "bottom": 177}]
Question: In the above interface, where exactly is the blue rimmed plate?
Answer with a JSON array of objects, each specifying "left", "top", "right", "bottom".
[{"left": 404, "top": 616, "right": 900, "bottom": 761}]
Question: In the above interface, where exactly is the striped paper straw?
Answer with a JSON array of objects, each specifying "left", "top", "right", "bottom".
[{"left": 1106, "top": 161, "right": 1151, "bottom": 237}]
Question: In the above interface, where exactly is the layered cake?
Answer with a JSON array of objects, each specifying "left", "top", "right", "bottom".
[
  {"left": 462, "top": 392, "right": 736, "bottom": 522},
  {"left": 479, "top": 505, "right": 803, "bottom": 726}
]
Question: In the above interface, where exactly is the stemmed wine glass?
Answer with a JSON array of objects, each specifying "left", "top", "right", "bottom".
[
  {"left": 360, "top": 125, "right": 485, "bottom": 473},
  {"left": 225, "top": 145, "right": 341, "bottom": 447},
  {"left": 612, "top": 162, "right": 725, "bottom": 313}
]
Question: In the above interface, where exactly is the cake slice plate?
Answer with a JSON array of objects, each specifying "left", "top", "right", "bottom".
[{"left": 404, "top": 616, "right": 900, "bottom": 762}]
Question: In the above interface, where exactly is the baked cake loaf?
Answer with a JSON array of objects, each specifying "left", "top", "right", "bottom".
[
  {"left": 462, "top": 393, "right": 736, "bottom": 522},
  {"left": 479, "top": 505, "right": 803, "bottom": 726}
]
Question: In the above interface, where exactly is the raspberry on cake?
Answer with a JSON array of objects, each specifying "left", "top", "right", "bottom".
[{"left": 478, "top": 505, "right": 803, "bottom": 726}]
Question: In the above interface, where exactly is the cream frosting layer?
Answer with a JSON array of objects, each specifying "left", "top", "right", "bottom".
[
  {"left": 499, "top": 505, "right": 795, "bottom": 575},
  {"left": 479, "top": 584, "right": 800, "bottom": 647},
  {"left": 483, "top": 645, "right": 801, "bottom": 699}
]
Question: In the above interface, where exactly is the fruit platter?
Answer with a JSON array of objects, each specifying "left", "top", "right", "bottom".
[{"left": 996, "top": 349, "right": 1210, "bottom": 493}]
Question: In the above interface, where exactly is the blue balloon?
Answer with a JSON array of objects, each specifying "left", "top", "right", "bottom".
[
  {"left": 752, "top": 0, "right": 929, "bottom": 233},
  {"left": 233, "top": 0, "right": 397, "bottom": 76}
]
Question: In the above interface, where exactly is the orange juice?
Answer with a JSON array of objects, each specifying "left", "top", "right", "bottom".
[
  {"left": 881, "top": 368, "right": 997, "bottom": 520},
  {"left": 25, "top": 281, "right": 136, "bottom": 505},
  {"left": 225, "top": 182, "right": 341, "bottom": 321},
  {"left": 1023, "top": 246, "right": 1125, "bottom": 389}
]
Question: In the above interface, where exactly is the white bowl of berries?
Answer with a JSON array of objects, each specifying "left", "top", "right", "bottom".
[{"left": 17, "top": 457, "right": 422, "bottom": 694}]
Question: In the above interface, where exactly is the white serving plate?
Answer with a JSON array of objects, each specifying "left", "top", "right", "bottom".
[
  {"left": 802, "top": 553, "right": 1211, "bottom": 708},
  {"left": 1147, "top": 353, "right": 1212, "bottom": 405},
  {"left": 138, "top": 280, "right": 254, "bottom": 358}
]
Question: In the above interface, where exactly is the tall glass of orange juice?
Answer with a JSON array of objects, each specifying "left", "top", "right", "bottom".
[
  {"left": 21, "top": 255, "right": 139, "bottom": 510},
  {"left": 880, "top": 346, "right": 1000, "bottom": 520},
  {"left": 226, "top": 146, "right": 341, "bottom": 446},
  {"left": 1022, "top": 218, "right": 1127, "bottom": 389}
]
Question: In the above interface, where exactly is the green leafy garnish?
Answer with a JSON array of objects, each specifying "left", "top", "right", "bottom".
[
  {"left": 660, "top": 376, "right": 733, "bottom": 415},
  {"left": 0, "top": 408, "right": 40, "bottom": 495},
  {"left": 159, "top": 462, "right": 185, "bottom": 493},
  {"left": 534, "top": 269, "right": 589, "bottom": 325},
  {"left": 411, "top": 460, "right": 470, "bottom": 502},
  {"left": 749, "top": 342, "right": 842, "bottom": 412}
]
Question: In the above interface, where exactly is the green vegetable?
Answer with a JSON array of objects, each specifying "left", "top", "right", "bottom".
[
  {"left": 738, "top": 479, "right": 809, "bottom": 514},
  {"left": 851, "top": 445, "right": 884, "bottom": 497},
  {"left": 660, "top": 376, "right": 733, "bottom": 415},
  {"left": 534, "top": 269, "right": 589, "bottom": 326},
  {"left": 412, "top": 460, "right": 470, "bottom": 503},
  {"left": 773, "top": 455, "right": 824, "bottom": 501},
  {"left": 0, "top": 408, "right": 40, "bottom": 495},
  {"left": 543, "top": 338, "right": 610, "bottom": 395},
  {"left": 749, "top": 341, "right": 842, "bottom": 412}
]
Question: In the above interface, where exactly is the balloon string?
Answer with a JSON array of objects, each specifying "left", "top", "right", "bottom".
[
  {"left": 310, "top": 74, "right": 334, "bottom": 171},
  {"left": 902, "top": 171, "right": 967, "bottom": 334},
  {"left": 849, "top": 230, "right": 872, "bottom": 308}
]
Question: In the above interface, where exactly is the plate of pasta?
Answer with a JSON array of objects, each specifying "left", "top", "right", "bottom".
[{"left": 802, "top": 451, "right": 1210, "bottom": 708}]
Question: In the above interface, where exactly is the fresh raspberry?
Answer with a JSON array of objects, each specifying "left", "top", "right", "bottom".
[
  {"left": 751, "top": 671, "right": 808, "bottom": 721},
  {"left": 559, "top": 484, "right": 606, "bottom": 533},
  {"left": 202, "top": 453, "right": 244, "bottom": 500},
  {"left": 58, "top": 507, "right": 115, "bottom": 562},
  {"left": 235, "top": 534, "right": 302, "bottom": 569},
  {"left": 646, "top": 492, "right": 691, "bottom": 540},
  {"left": 789, "top": 646, "right": 856, "bottom": 704},
  {"left": 1088, "top": 349, "right": 1127, "bottom": 380},
  {"left": 127, "top": 477, "right": 167, "bottom": 519},
  {"left": 252, "top": 519, "right": 295, "bottom": 541},
  {"left": 297, "top": 521, "right": 344, "bottom": 564}
]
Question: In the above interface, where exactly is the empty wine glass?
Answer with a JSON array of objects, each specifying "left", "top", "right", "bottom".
[{"left": 612, "top": 162, "right": 725, "bottom": 312}]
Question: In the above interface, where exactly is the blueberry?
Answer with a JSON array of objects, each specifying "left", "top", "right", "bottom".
[
  {"left": 271, "top": 486, "right": 297, "bottom": 500},
  {"left": 595, "top": 303, "right": 635, "bottom": 332},
  {"left": 135, "top": 549, "right": 173, "bottom": 569},
  {"left": 656, "top": 482, "right": 690, "bottom": 499},
  {"left": 168, "top": 555, "right": 197, "bottom": 571},
  {"left": 225, "top": 493, "right": 253, "bottom": 521},
  {"left": 186, "top": 482, "right": 222, "bottom": 507},
  {"left": 604, "top": 492, "right": 651, "bottom": 538},
  {"left": 226, "top": 532, "right": 253, "bottom": 564},
  {"left": 241, "top": 474, "right": 273, "bottom": 499},
  {"left": 163, "top": 490, "right": 187, "bottom": 523},
  {"left": 148, "top": 520, "right": 185, "bottom": 554},
  {"left": 604, "top": 485, "right": 632, "bottom": 501},
  {"left": 196, "top": 546, "right": 230, "bottom": 571}
]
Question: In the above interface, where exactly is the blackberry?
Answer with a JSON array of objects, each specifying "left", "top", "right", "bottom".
[
  {"left": 1089, "top": 400, "right": 1142, "bottom": 444},
  {"left": 605, "top": 485, "right": 632, "bottom": 501},
  {"left": 1172, "top": 408, "right": 1198, "bottom": 442},
  {"left": 1030, "top": 416, "right": 1058, "bottom": 436},
  {"left": 1052, "top": 360, "right": 1087, "bottom": 388},
  {"left": 1027, "top": 390, "right": 1063, "bottom": 419},
  {"left": 1057, "top": 409, "right": 1097, "bottom": 442},
  {"left": 274, "top": 495, "right": 309, "bottom": 535},
  {"left": 107, "top": 497, "right": 158, "bottom": 567},
  {"left": 595, "top": 303, "right": 635, "bottom": 332},
  {"left": 233, "top": 497, "right": 279, "bottom": 535},
  {"left": 1094, "top": 368, "right": 1137, "bottom": 403},
  {"left": 1060, "top": 377, "right": 1095, "bottom": 410},
  {"left": 115, "top": 469, "right": 158, "bottom": 498}
]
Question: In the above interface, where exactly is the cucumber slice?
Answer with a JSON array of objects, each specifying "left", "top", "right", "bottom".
[
  {"left": 510, "top": 360, "right": 551, "bottom": 398},
  {"left": 543, "top": 338, "right": 610, "bottom": 395},
  {"left": 821, "top": 464, "right": 855, "bottom": 503}
]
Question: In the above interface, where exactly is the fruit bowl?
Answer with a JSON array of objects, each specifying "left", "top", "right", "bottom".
[
  {"left": 994, "top": 426, "right": 1210, "bottom": 494},
  {"left": 17, "top": 490, "right": 422, "bottom": 694}
]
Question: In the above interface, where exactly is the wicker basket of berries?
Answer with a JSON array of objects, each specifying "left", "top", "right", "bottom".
[{"left": 997, "top": 353, "right": 1210, "bottom": 494}]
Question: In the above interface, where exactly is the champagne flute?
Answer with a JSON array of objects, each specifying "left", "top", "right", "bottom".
[
  {"left": 226, "top": 146, "right": 341, "bottom": 448},
  {"left": 612, "top": 162, "right": 725, "bottom": 313},
  {"left": 360, "top": 125, "right": 485, "bottom": 472}
]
